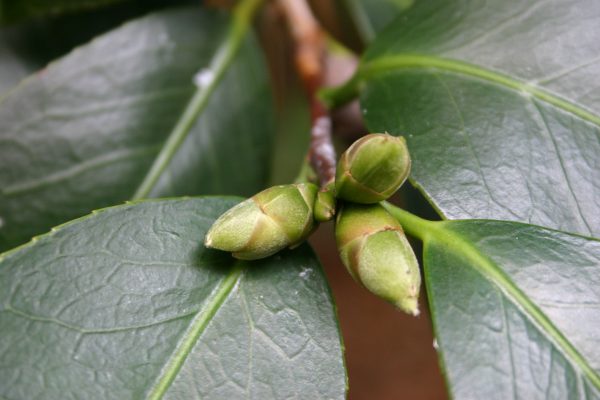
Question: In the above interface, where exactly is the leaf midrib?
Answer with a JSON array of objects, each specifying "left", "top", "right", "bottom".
[
  {"left": 383, "top": 203, "right": 600, "bottom": 390},
  {"left": 131, "top": 0, "right": 264, "bottom": 200},
  {"left": 432, "top": 224, "right": 600, "bottom": 390},
  {"left": 356, "top": 54, "right": 600, "bottom": 128},
  {"left": 147, "top": 262, "right": 245, "bottom": 399}
]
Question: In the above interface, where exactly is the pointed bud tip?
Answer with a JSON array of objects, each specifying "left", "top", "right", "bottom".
[
  {"left": 395, "top": 296, "right": 420, "bottom": 316},
  {"left": 204, "top": 183, "right": 319, "bottom": 260},
  {"left": 336, "top": 203, "right": 421, "bottom": 316}
]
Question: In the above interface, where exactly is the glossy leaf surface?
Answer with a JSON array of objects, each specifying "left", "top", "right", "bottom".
[
  {"left": 385, "top": 204, "right": 600, "bottom": 399},
  {"left": 423, "top": 220, "right": 600, "bottom": 399},
  {"left": 355, "top": 0, "right": 600, "bottom": 236},
  {"left": 0, "top": 6, "right": 274, "bottom": 251},
  {"left": 0, "top": 197, "right": 346, "bottom": 399},
  {"left": 348, "top": 2, "right": 600, "bottom": 396}
]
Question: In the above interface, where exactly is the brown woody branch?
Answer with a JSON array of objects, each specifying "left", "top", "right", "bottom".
[{"left": 277, "top": 0, "right": 336, "bottom": 187}]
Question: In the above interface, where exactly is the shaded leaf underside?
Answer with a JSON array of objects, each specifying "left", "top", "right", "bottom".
[{"left": 0, "top": 198, "right": 346, "bottom": 399}]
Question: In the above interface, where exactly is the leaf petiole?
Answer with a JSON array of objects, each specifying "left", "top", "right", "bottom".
[{"left": 381, "top": 201, "right": 436, "bottom": 241}]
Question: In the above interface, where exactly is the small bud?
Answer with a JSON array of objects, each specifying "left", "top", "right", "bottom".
[
  {"left": 314, "top": 183, "right": 337, "bottom": 222},
  {"left": 335, "top": 203, "right": 421, "bottom": 315},
  {"left": 335, "top": 133, "right": 411, "bottom": 204},
  {"left": 205, "top": 183, "right": 318, "bottom": 260}
]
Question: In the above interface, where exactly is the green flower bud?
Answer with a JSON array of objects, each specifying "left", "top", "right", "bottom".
[
  {"left": 205, "top": 183, "right": 318, "bottom": 260},
  {"left": 335, "top": 203, "right": 421, "bottom": 315},
  {"left": 335, "top": 133, "right": 411, "bottom": 204},
  {"left": 314, "top": 183, "right": 336, "bottom": 222}
]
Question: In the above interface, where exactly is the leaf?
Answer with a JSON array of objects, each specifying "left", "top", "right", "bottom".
[
  {"left": 340, "top": 0, "right": 414, "bottom": 42},
  {"left": 0, "top": 30, "right": 34, "bottom": 94},
  {"left": 0, "top": 0, "right": 128, "bottom": 24},
  {"left": 351, "top": 2, "right": 600, "bottom": 396},
  {"left": 387, "top": 205, "right": 600, "bottom": 399},
  {"left": 426, "top": 221, "right": 600, "bottom": 399},
  {"left": 0, "top": 5, "right": 274, "bottom": 251},
  {"left": 335, "top": 0, "right": 600, "bottom": 236},
  {"left": 0, "top": 197, "right": 347, "bottom": 399},
  {"left": 0, "top": 1, "right": 184, "bottom": 94}
]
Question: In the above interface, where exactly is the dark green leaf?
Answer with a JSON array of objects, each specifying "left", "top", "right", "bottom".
[
  {"left": 342, "top": 0, "right": 600, "bottom": 236},
  {"left": 0, "top": 6, "right": 274, "bottom": 251},
  {"left": 0, "top": 0, "right": 127, "bottom": 24},
  {"left": 353, "top": 2, "right": 600, "bottom": 396},
  {"left": 427, "top": 221, "right": 600, "bottom": 399},
  {"left": 0, "top": 1, "right": 186, "bottom": 94},
  {"left": 341, "top": 0, "right": 413, "bottom": 42},
  {"left": 0, "top": 197, "right": 346, "bottom": 399},
  {"left": 386, "top": 205, "right": 600, "bottom": 399}
]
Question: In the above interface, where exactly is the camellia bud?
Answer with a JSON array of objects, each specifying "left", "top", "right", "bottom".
[
  {"left": 335, "top": 203, "right": 421, "bottom": 315},
  {"left": 205, "top": 183, "right": 318, "bottom": 260},
  {"left": 335, "top": 133, "right": 411, "bottom": 204}
]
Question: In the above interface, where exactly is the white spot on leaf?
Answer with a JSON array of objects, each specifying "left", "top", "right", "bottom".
[
  {"left": 299, "top": 267, "right": 313, "bottom": 280},
  {"left": 193, "top": 68, "right": 214, "bottom": 88}
]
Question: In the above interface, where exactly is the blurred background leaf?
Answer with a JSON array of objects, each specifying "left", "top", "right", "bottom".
[
  {"left": 307, "top": 0, "right": 412, "bottom": 51},
  {"left": 0, "top": 0, "right": 190, "bottom": 94},
  {"left": 1, "top": 0, "right": 127, "bottom": 24},
  {"left": 0, "top": 5, "right": 274, "bottom": 251}
]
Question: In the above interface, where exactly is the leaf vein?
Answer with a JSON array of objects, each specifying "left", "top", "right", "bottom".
[
  {"left": 2, "top": 145, "right": 161, "bottom": 197},
  {"left": 2, "top": 304, "right": 196, "bottom": 334},
  {"left": 132, "top": 0, "right": 264, "bottom": 200},
  {"left": 146, "top": 263, "right": 245, "bottom": 400},
  {"left": 500, "top": 296, "right": 518, "bottom": 400},
  {"left": 529, "top": 99, "right": 593, "bottom": 235},
  {"left": 433, "top": 72, "right": 523, "bottom": 220},
  {"left": 383, "top": 205, "right": 600, "bottom": 391},
  {"left": 358, "top": 54, "right": 600, "bottom": 129}
]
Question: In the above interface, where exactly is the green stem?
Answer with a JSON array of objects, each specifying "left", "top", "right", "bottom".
[
  {"left": 318, "top": 74, "right": 361, "bottom": 109},
  {"left": 381, "top": 201, "right": 435, "bottom": 241},
  {"left": 132, "top": 0, "right": 265, "bottom": 200}
]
